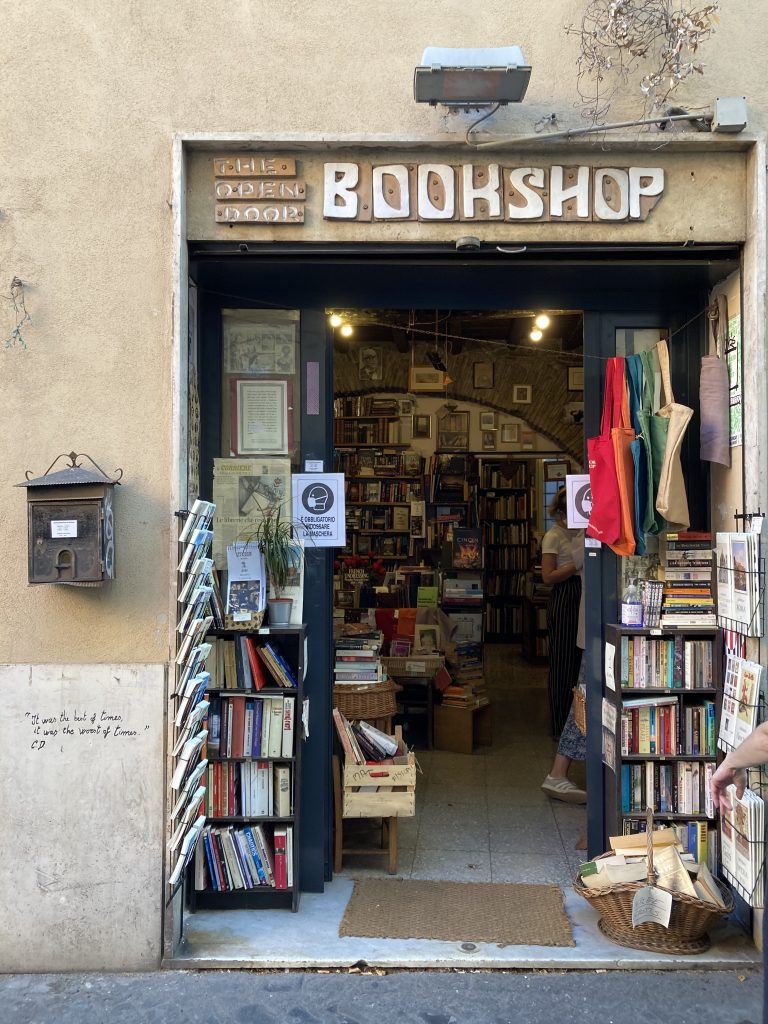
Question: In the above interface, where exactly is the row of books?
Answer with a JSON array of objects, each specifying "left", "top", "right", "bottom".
[
  {"left": 334, "top": 448, "right": 421, "bottom": 478},
  {"left": 479, "top": 492, "right": 528, "bottom": 520},
  {"left": 346, "top": 479, "right": 423, "bottom": 503},
  {"left": 621, "top": 760, "right": 715, "bottom": 816},
  {"left": 334, "top": 418, "right": 401, "bottom": 445},
  {"left": 718, "top": 654, "right": 765, "bottom": 752},
  {"left": 333, "top": 396, "right": 400, "bottom": 417},
  {"left": 485, "top": 572, "right": 526, "bottom": 597},
  {"left": 483, "top": 522, "right": 529, "bottom": 546},
  {"left": 208, "top": 635, "right": 298, "bottom": 690},
  {"left": 207, "top": 694, "right": 295, "bottom": 760},
  {"left": 479, "top": 462, "right": 527, "bottom": 489},
  {"left": 332, "top": 709, "right": 399, "bottom": 764},
  {"left": 721, "top": 785, "right": 765, "bottom": 904},
  {"left": 620, "top": 696, "right": 716, "bottom": 756},
  {"left": 346, "top": 506, "right": 411, "bottom": 532},
  {"left": 196, "top": 823, "right": 293, "bottom": 891},
  {"left": 427, "top": 453, "right": 474, "bottom": 503},
  {"left": 660, "top": 532, "right": 716, "bottom": 627},
  {"left": 715, "top": 530, "right": 763, "bottom": 635},
  {"left": 205, "top": 760, "right": 292, "bottom": 818},
  {"left": 618, "top": 635, "right": 714, "bottom": 689},
  {"left": 484, "top": 546, "right": 529, "bottom": 571},
  {"left": 484, "top": 602, "right": 523, "bottom": 635},
  {"left": 637, "top": 578, "right": 663, "bottom": 629},
  {"left": 334, "top": 629, "right": 384, "bottom": 687}
]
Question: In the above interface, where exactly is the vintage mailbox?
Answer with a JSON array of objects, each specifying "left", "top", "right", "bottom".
[{"left": 17, "top": 452, "right": 122, "bottom": 585}]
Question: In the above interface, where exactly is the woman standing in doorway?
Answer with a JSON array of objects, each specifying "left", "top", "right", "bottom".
[{"left": 541, "top": 487, "right": 582, "bottom": 739}]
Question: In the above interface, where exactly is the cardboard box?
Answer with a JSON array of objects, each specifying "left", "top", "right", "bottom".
[{"left": 433, "top": 702, "right": 492, "bottom": 755}]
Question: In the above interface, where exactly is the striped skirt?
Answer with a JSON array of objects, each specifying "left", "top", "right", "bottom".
[{"left": 546, "top": 575, "right": 582, "bottom": 737}]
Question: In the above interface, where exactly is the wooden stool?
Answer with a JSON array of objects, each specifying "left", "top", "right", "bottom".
[{"left": 332, "top": 754, "right": 398, "bottom": 874}]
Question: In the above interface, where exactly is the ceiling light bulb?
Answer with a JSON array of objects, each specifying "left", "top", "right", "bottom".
[
  {"left": 329, "top": 313, "right": 343, "bottom": 328},
  {"left": 340, "top": 323, "right": 354, "bottom": 338},
  {"left": 534, "top": 314, "right": 550, "bottom": 329},
  {"left": 529, "top": 328, "right": 543, "bottom": 342}
]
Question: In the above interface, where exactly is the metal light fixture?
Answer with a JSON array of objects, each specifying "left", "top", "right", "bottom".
[{"left": 414, "top": 47, "right": 531, "bottom": 108}]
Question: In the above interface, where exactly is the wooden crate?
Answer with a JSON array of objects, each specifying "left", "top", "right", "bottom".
[{"left": 341, "top": 733, "right": 416, "bottom": 818}]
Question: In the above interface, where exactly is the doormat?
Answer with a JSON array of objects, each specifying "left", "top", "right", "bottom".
[{"left": 339, "top": 878, "right": 574, "bottom": 947}]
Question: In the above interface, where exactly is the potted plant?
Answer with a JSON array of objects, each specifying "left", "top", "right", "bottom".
[{"left": 251, "top": 509, "right": 304, "bottom": 626}]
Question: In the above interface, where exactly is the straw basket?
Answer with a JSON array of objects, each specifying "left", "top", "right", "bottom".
[
  {"left": 333, "top": 679, "right": 399, "bottom": 722},
  {"left": 572, "top": 686, "right": 587, "bottom": 735},
  {"left": 573, "top": 808, "right": 734, "bottom": 954}
]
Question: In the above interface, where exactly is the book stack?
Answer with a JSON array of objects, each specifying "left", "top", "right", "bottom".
[
  {"left": 660, "top": 532, "right": 716, "bottom": 627},
  {"left": 639, "top": 579, "right": 663, "bottom": 628},
  {"left": 441, "top": 573, "right": 483, "bottom": 607},
  {"left": 444, "top": 640, "right": 488, "bottom": 708},
  {"left": 334, "top": 630, "right": 384, "bottom": 687}
]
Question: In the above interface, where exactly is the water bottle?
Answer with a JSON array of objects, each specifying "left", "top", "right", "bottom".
[{"left": 621, "top": 579, "right": 643, "bottom": 626}]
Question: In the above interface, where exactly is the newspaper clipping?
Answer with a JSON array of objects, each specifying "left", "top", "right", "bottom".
[{"left": 212, "top": 458, "right": 291, "bottom": 566}]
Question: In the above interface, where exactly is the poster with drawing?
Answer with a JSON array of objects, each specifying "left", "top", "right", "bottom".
[
  {"left": 222, "top": 310, "right": 297, "bottom": 375},
  {"left": 212, "top": 458, "right": 291, "bottom": 566}
]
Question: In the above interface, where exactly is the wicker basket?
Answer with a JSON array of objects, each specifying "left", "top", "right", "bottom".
[
  {"left": 573, "top": 808, "right": 734, "bottom": 954},
  {"left": 333, "top": 679, "right": 399, "bottom": 721},
  {"left": 572, "top": 686, "right": 586, "bottom": 735}
]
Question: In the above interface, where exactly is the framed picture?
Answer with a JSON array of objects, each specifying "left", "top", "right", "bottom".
[
  {"left": 411, "top": 413, "right": 432, "bottom": 439},
  {"left": 229, "top": 377, "right": 292, "bottom": 455},
  {"left": 513, "top": 384, "right": 532, "bottom": 404},
  {"left": 521, "top": 429, "right": 535, "bottom": 450},
  {"left": 501, "top": 423, "right": 519, "bottom": 444},
  {"left": 481, "top": 429, "right": 497, "bottom": 451},
  {"left": 565, "top": 401, "right": 584, "bottom": 426},
  {"left": 413, "top": 624, "right": 440, "bottom": 654},
  {"left": 335, "top": 591, "right": 355, "bottom": 608},
  {"left": 479, "top": 411, "right": 496, "bottom": 429},
  {"left": 544, "top": 460, "right": 569, "bottom": 481},
  {"left": 568, "top": 366, "right": 585, "bottom": 391},
  {"left": 473, "top": 362, "right": 494, "bottom": 389},
  {"left": 359, "top": 346, "right": 383, "bottom": 383},
  {"left": 222, "top": 309, "right": 297, "bottom": 375},
  {"left": 409, "top": 366, "right": 445, "bottom": 392}
]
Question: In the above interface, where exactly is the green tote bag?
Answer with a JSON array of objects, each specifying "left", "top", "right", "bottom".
[{"left": 634, "top": 349, "right": 668, "bottom": 535}]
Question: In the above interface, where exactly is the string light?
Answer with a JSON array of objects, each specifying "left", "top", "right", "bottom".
[
  {"left": 534, "top": 313, "right": 550, "bottom": 329},
  {"left": 339, "top": 323, "right": 354, "bottom": 338},
  {"left": 329, "top": 313, "right": 343, "bottom": 327},
  {"left": 529, "top": 328, "right": 543, "bottom": 342}
]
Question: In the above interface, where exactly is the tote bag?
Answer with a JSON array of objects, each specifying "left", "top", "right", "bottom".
[
  {"left": 700, "top": 293, "right": 731, "bottom": 467},
  {"left": 586, "top": 359, "right": 622, "bottom": 546},
  {"left": 625, "top": 354, "right": 647, "bottom": 556},
  {"left": 607, "top": 357, "right": 637, "bottom": 557},
  {"left": 636, "top": 349, "right": 668, "bottom": 535},
  {"left": 655, "top": 339, "right": 693, "bottom": 529}
]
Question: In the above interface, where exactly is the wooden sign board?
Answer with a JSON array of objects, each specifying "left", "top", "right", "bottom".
[
  {"left": 213, "top": 155, "right": 306, "bottom": 227},
  {"left": 323, "top": 162, "right": 665, "bottom": 223}
]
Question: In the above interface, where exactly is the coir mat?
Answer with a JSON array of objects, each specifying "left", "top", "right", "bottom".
[{"left": 339, "top": 878, "right": 574, "bottom": 947}]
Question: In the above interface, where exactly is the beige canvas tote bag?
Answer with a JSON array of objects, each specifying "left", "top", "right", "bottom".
[{"left": 654, "top": 338, "right": 693, "bottom": 529}]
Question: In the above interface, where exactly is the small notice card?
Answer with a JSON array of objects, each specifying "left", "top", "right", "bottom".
[
  {"left": 632, "top": 885, "right": 673, "bottom": 929},
  {"left": 604, "top": 642, "right": 616, "bottom": 691}
]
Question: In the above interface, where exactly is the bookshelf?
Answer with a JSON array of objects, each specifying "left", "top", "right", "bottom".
[
  {"left": 190, "top": 625, "right": 305, "bottom": 911},
  {"left": 335, "top": 447, "right": 425, "bottom": 564},
  {"left": 603, "top": 623, "right": 722, "bottom": 860},
  {"left": 477, "top": 457, "right": 531, "bottom": 643}
]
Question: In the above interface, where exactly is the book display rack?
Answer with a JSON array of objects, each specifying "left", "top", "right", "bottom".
[
  {"left": 603, "top": 623, "right": 723, "bottom": 874},
  {"left": 168, "top": 500, "right": 217, "bottom": 900}
]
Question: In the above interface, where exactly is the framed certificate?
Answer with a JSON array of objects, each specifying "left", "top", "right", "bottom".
[{"left": 230, "top": 377, "right": 292, "bottom": 455}]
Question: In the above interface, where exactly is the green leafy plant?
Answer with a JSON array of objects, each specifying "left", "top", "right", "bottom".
[{"left": 250, "top": 509, "right": 304, "bottom": 599}]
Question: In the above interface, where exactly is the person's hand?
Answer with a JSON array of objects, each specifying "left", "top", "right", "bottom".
[{"left": 710, "top": 759, "right": 748, "bottom": 815}]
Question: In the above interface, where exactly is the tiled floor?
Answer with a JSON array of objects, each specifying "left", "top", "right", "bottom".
[{"left": 340, "top": 644, "right": 588, "bottom": 885}]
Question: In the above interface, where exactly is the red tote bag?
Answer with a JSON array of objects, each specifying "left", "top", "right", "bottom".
[
  {"left": 608, "top": 357, "right": 637, "bottom": 557},
  {"left": 586, "top": 358, "right": 622, "bottom": 545}
]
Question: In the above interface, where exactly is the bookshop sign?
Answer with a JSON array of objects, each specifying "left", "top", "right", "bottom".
[{"left": 211, "top": 153, "right": 666, "bottom": 225}]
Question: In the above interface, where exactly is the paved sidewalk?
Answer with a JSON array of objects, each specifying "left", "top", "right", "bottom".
[{"left": 2, "top": 968, "right": 762, "bottom": 1024}]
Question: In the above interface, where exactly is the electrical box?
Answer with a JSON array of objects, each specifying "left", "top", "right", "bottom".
[
  {"left": 712, "top": 96, "right": 748, "bottom": 133},
  {"left": 17, "top": 456, "right": 121, "bottom": 585}
]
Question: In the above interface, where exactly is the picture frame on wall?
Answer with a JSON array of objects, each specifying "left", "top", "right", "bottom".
[
  {"left": 437, "top": 410, "right": 470, "bottom": 451},
  {"left": 544, "top": 460, "right": 569, "bottom": 481},
  {"left": 481, "top": 429, "right": 497, "bottom": 451},
  {"left": 479, "top": 411, "right": 496, "bottom": 430},
  {"left": 473, "top": 362, "right": 494, "bottom": 389},
  {"left": 409, "top": 366, "right": 446, "bottom": 392},
  {"left": 512, "top": 384, "right": 532, "bottom": 404},
  {"left": 568, "top": 366, "right": 585, "bottom": 391},
  {"left": 229, "top": 377, "right": 292, "bottom": 455},
  {"left": 359, "top": 345, "right": 383, "bottom": 383},
  {"left": 412, "top": 413, "right": 432, "bottom": 439},
  {"left": 501, "top": 423, "right": 519, "bottom": 444}
]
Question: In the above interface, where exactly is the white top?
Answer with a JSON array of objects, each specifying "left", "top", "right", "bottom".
[{"left": 542, "top": 524, "right": 585, "bottom": 650}]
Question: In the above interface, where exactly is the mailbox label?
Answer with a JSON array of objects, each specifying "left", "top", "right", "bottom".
[{"left": 51, "top": 520, "right": 78, "bottom": 538}]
